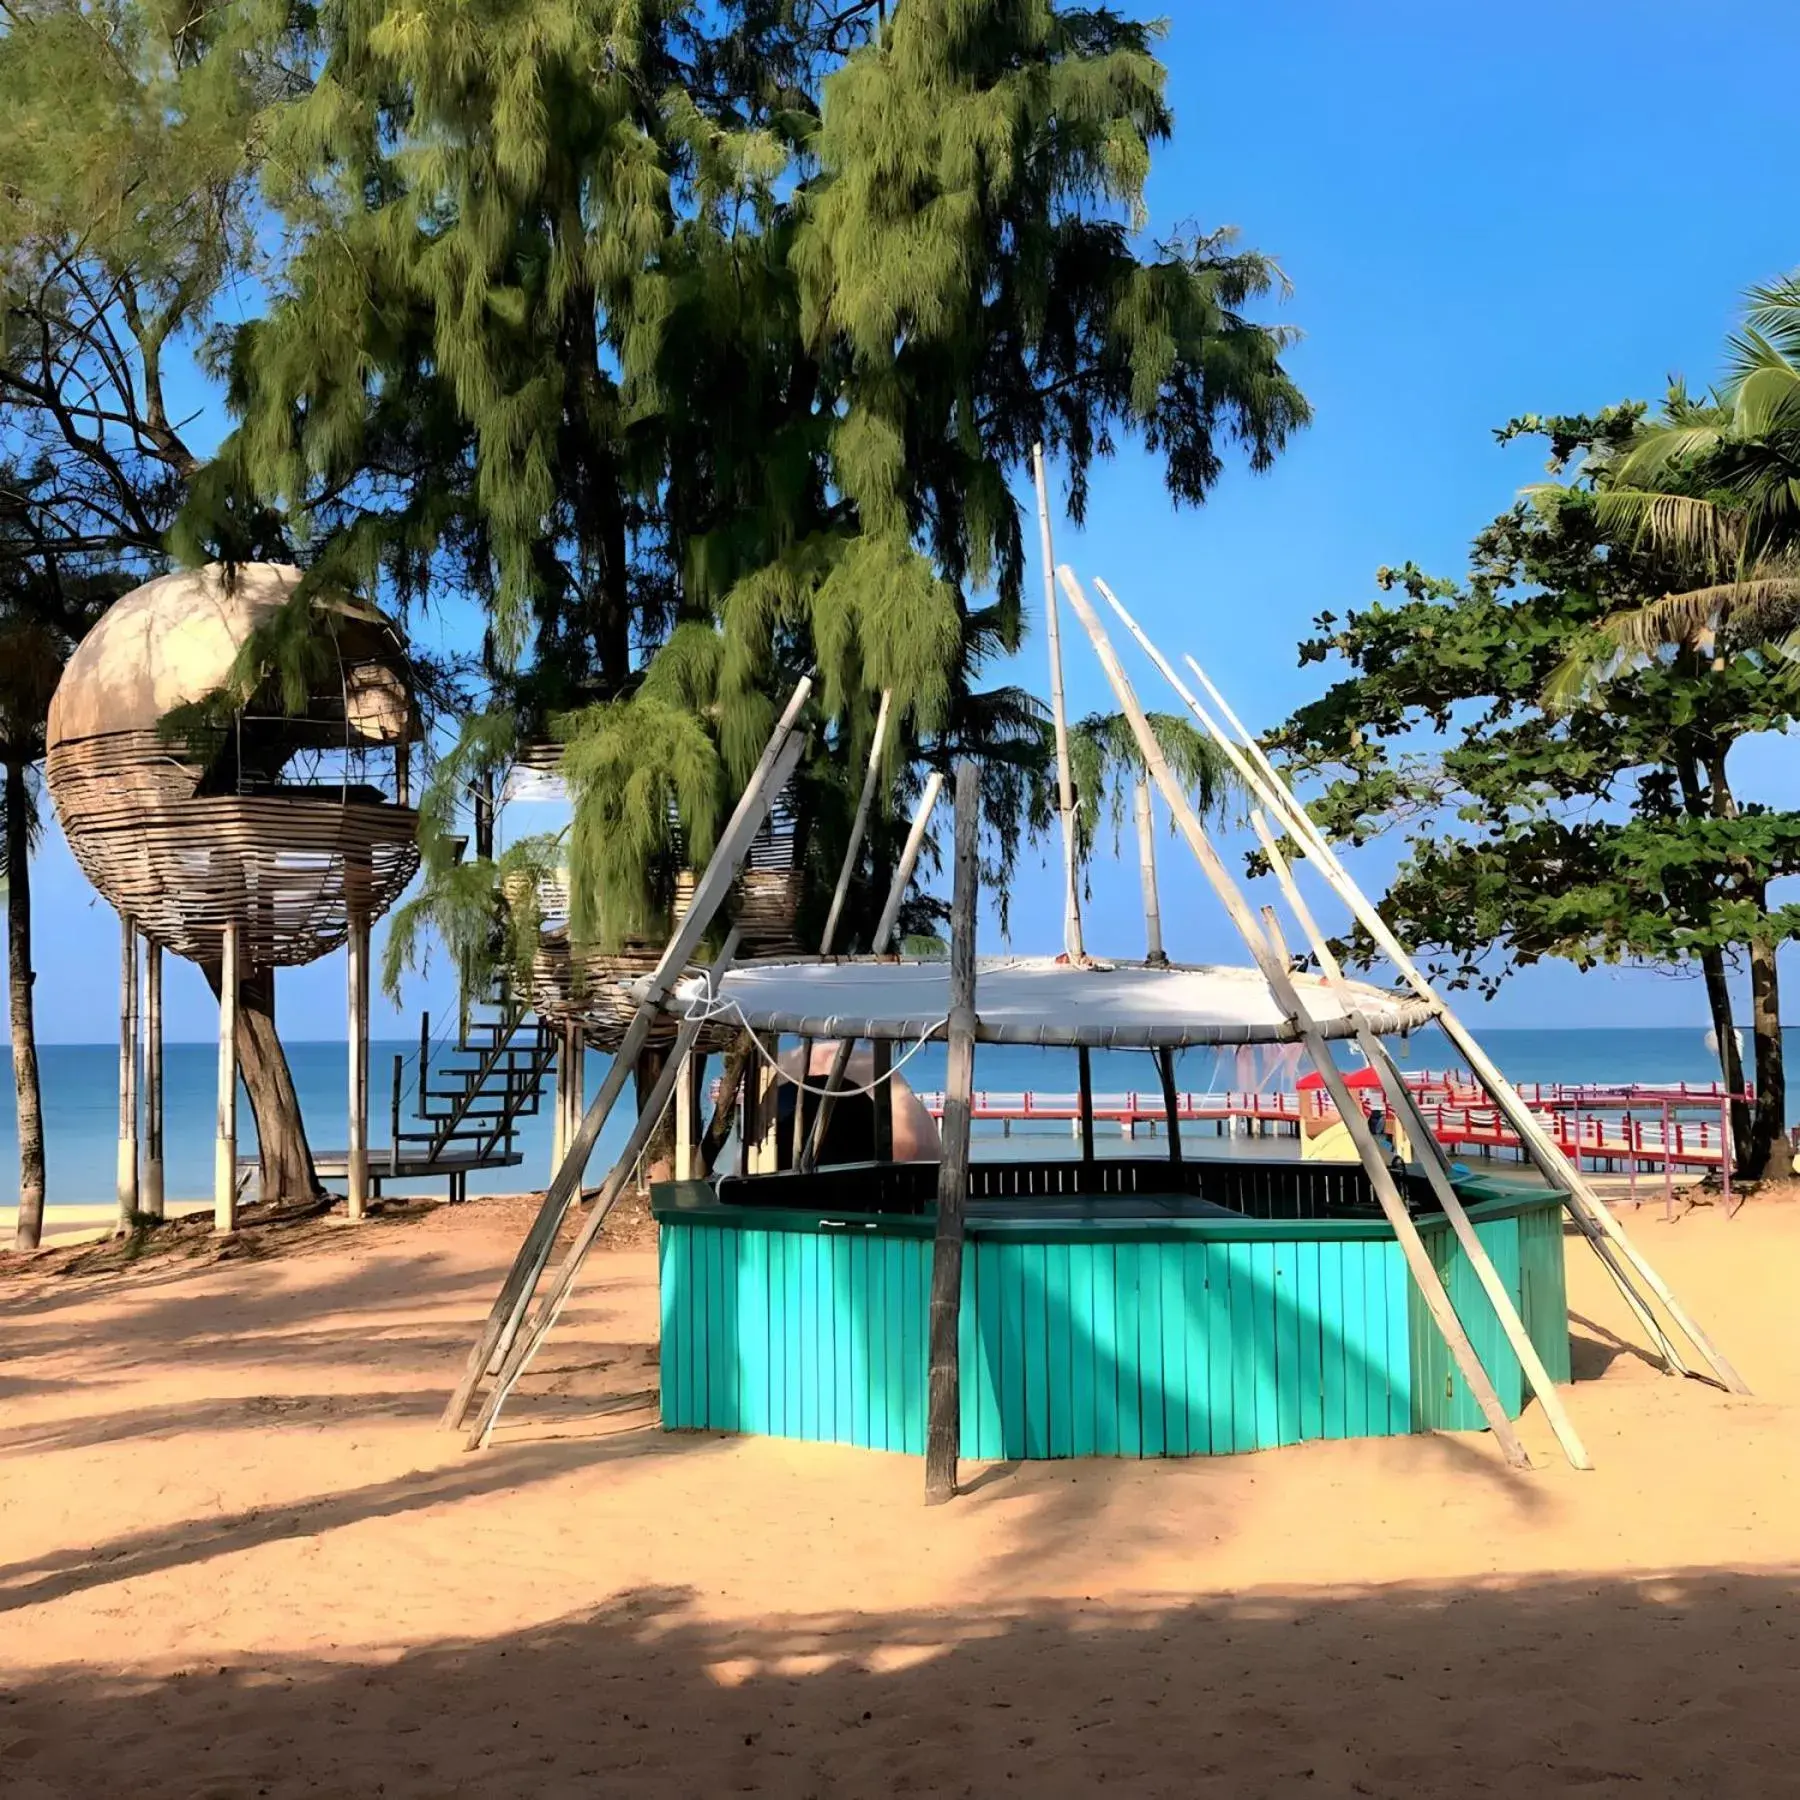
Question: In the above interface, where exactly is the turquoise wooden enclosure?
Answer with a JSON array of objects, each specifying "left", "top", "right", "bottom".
[{"left": 654, "top": 1172, "right": 1571, "bottom": 1458}]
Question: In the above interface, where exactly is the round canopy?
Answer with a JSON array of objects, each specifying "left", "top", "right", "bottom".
[{"left": 662, "top": 956, "right": 1433, "bottom": 1050}]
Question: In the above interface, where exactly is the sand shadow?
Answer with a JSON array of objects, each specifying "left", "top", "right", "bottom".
[{"left": 3, "top": 1569, "right": 1797, "bottom": 1795}]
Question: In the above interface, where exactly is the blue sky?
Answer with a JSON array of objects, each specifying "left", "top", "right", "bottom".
[{"left": 29, "top": 0, "right": 1800, "bottom": 1041}]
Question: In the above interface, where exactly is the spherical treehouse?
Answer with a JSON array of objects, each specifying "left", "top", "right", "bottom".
[{"left": 45, "top": 562, "right": 421, "bottom": 1225}]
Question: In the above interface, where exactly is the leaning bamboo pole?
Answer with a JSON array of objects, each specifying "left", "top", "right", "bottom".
[
  {"left": 443, "top": 678, "right": 815, "bottom": 1432},
  {"left": 1095, "top": 578, "right": 1726, "bottom": 1389},
  {"left": 1253, "top": 813, "right": 1592, "bottom": 1471},
  {"left": 796, "top": 691, "right": 895, "bottom": 1173},
  {"left": 801, "top": 772, "right": 946, "bottom": 1169},
  {"left": 467, "top": 927, "right": 746, "bottom": 1448},
  {"left": 1060, "top": 566, "right": 1532, "bottom": 1467}
]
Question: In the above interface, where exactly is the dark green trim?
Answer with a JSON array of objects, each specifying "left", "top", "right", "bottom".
[{"left": 650, "top": 1178, "right": 1565, "bottom": 1244}]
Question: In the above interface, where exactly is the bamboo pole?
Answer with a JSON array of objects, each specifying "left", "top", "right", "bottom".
[
  {"left": 116, "top": 914, "right": 139, "bottom": 1230},
  {"left": 1170, "top": 643, "right": 1728, "bottom": 1381},
  {"left": 1093, "top": 579, "right": 1716, "bottom": 1388},
  {"left": 797, "top": 691, "right": 895, "bottom": 1171},
  {"left": 347, "top": 913, "right": 370, "bottom": 1222},
  {"left": 443, "top": 679, "right": 814, "bottom": 1431},
  {"left": 1156, "top": 1048, "right": 1182, "bottom": 1166},
  {"left": 1134, "top": 779, "right": 1165, "bottom": 965},
  {"left": 467, "top": 929, "right": 745, "bottom": 1447},
  {"left": 1060, "top": 566, "right": 1531, "bottom": 1467},
  {"left": 1033, "top": 443, "right": 1084, "bottom": 962},
  {"left": 821, "top": 690, "right": 894, "bottom": 954},
  {"left": 1253, "top": 814, "right": 1592, "bottom": 1470},
  {"left": 214, "top": 923, "right": 240, "bottom": 1234},
  {"left": 142, "top": 937, "right": 164, "bottom": 1221},
  {"left": 1076, "top": 1047, "right": 1097, "bottom": 1165},
  {"left": 802, "top": 772, "right": 946, "bottom": 1169},
  {"left": 926, "top": 760, "right": 980, "bottom": 1503},
  {"left": 674, "top": 1050, "right": 696, "bottom": 1181}
]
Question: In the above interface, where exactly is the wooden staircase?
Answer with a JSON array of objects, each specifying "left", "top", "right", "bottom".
[{"left": 392, "top": 984, "right": 559, "bottom": 1183}]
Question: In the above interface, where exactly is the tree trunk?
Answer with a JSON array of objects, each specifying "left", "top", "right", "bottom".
[
  {"left": 1699, "top": 945, "right": 1753, "bottom": 1168},
  {"left": 1748, "top": 934, "right": 1792, "bottom": 1180},
  {"left": 203, "top": 962, "right": 323, "bottom": 1201},
  {"left": 7, "top": 757, "right": 46, "bottom": 1251},
  {"left": 633, "top": 1045, "right": 676, "bottom": 1187}
]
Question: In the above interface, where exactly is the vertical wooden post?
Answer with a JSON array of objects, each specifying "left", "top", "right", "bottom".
[
  {"left": 1156, "top": 1047, "right": 1183, "bottom": 1166},
  {"left": 347, "top": 912, "right": 370, "bottom": 1222},
  {"left": 117, "top": 914, "right": 139, "bottom": 1230},
  {"left": 215, "top": 922, "right": 240, "bottom": 1233},
  {"left": 1134, "top": 779, "right": 1165, "bottom": 965},
  {"left": 926, "top": 759, "right": 980, "bottom": 1505},
  {"left": 871, "top": 1039, "right": 895, "bottom": 1162},
  {"left": 569, "top": 1032, "right": 587, "bottom": 1185},
  {"left": 1076, "top": 1046, "right": 1096, "bottom": 1165},
  {"left": 142, "top": 937, "right": 164, "bottom": 1221},
  {"left": 674, "top": 1050, "right": 696, "bottom": 1181},
  {"left": 1033, "top": 442, "right": 1084, "bottom": 962},
  {"left": 550, "top": 1024, "right": 570, "bottom": 1178}
]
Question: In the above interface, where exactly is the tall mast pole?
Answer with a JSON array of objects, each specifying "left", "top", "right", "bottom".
[{"left": 1033, "top": 443, "right": 1084, "bottom": 961}]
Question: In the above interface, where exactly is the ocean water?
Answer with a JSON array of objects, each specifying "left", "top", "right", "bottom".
[{"left": 0, "top": 1024, "right": 1769, "bottom": 1209}]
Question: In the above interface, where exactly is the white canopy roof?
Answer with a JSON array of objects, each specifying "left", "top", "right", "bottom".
[{"left": 659, "top": 956, "right": 1432, "bottom": 1049}]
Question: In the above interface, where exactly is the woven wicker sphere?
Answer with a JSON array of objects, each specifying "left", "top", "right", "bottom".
[{"left": 45, "top": 563, "right": 421, "bottom": 969}]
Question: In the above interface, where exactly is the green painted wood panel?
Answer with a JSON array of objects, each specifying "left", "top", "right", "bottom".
[
  {"left": 1518, "top": 1201, "right": 1573, "bottom": 1383},
  {"left": 658, "top": 1196, "right": 1569, "bottom": 1457}
]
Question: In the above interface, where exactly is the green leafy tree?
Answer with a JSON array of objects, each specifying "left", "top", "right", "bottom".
[
  {"left": 193, "top": 0, "right": 1307, "bottom": 993},
  {"left": 0, "top": 0, "right": 328, "bottom": 1202},
  {"left": 1275, "top": 414, "right": 1800, "bottom": 1177},
  {"left": 0, "top": 471, "right": 121, "bottom": 1247}
]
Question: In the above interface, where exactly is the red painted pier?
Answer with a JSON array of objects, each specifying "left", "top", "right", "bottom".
[{"left": 910, "top": 1071, "right": 1744, "bottom": 1182}]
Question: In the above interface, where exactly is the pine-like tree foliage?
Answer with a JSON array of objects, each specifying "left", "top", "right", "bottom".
[{"left": 184, "top": 0, "right": 1305, "bottom": 957}]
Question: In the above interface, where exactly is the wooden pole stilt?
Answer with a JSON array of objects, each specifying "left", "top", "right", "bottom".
[
  {"left": 1076, "top": 1046, "right": 1097, "bottom": 1166},
  {"left": 466, "top": 929, "right": 745, "bottom": 1446},
  {"left": 1060, "top": 566, "right": 1532, "bottom": 1468},
  {"left": 1156, "top": 1047, "right": 1183, "bottom": 1166},
  {"left": 675, "top": 1050, "right": 696, "bottom": 1181},
  {"left": 1033, "top": 442, "right": 1084, "bottom": 962},
  {"left": 444, "top": 679, "right": 814, "bottom": 1432},
  {"left": 803, "top": 772, "right": 946, "bottom": 1169},
  {"left": 215, "top": 922, "right": 240, "bottom": 1233},
  {"left": 1094, "top": 579, "right": 1733, "bottom": 1392},
  {"left": 1252, "top": 819, "right": 1592, "bottom": 1471},
  {"left": 142, "top": 937, "right": 164, "bottom": 1221},
  {"left": 925, "top": 760, "right": 980, "bottom": 1504},
  {"left": 117, "top": 914, "right": 139, "bottom": 1231},
  {"left": 347, "top": 912, "right": 370, "bottom": 1222}
]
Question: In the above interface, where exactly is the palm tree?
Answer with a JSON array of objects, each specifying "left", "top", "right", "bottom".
[
  {"left": 0, "top": 476, "right": 122, "bottom": 1248},
  {"left": 1579, "top": 276, "right": 1800, "bottom": 657}
]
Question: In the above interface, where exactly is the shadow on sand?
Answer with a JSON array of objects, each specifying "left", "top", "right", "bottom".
[{"left": 3, "top": 1569, "right": 1797, "bottom": 1797}]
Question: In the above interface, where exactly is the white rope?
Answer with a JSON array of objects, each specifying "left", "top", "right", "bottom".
[{"left": 677, "top": 972, "right": 947, "bottom": 1097}]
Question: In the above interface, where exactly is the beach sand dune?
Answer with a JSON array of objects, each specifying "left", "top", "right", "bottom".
[{"left": 2, "top": 1196, "right": 1797, "bottom": 1797}]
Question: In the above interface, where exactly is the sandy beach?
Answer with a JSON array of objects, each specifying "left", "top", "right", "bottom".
[{"left": 3, "top": 1193, "right": 1797, "bottom": 1797}]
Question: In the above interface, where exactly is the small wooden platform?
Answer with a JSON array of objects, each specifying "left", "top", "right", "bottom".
[{"left": 237, "top": 1147, "right": 523, "bottom": 1204}]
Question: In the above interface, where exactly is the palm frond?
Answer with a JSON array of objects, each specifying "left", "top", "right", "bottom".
[{"left": 1592, "top": 488, "right": 1746, "bottom": 573}]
